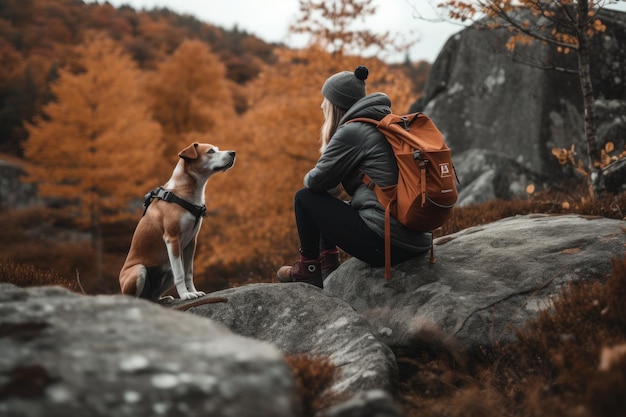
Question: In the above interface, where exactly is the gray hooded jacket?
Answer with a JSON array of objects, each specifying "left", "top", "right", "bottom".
[{"left": 304, "top": 92, "right": 431, "bottom": 253}]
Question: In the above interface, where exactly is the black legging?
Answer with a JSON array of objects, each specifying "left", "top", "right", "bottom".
[{"left": 293, "top": 187, "right": 418, "bottom": 266}]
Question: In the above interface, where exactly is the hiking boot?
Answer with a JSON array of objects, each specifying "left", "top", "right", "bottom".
[
  {"left": 276, "top": 256, "right": 323, "bottom": 289},
  {"left": 320, "top": 249, "right": 341, "bottom": 280}
]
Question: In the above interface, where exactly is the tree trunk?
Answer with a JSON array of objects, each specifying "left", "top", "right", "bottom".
[{"left": 576, "top": 0, "right": 605, "bottom": 197}]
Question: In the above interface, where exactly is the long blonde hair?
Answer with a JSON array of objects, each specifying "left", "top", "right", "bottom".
[{"left": 319, "top": 98, "right": 347, "bottom": 153}]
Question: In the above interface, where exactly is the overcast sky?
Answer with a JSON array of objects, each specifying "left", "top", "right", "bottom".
[
  {"left": 86, "top": 0, "right": 465, "bottom": 63},
  {"left": 87, "top": 0, "right": 626, "bottom": 63}
]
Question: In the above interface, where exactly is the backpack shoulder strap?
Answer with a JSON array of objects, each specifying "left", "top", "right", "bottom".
[
  {"left": 346, "top": 115, "right": 404, "bottom": 280},
  {"left": 346, "top": 115, "right": 397, "bottom": 203},
  {"left": 345, "top": 117, "right": 380, "bottom": 125}
]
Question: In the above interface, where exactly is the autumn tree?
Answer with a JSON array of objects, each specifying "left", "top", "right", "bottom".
[
  {"left": 287, "top": 0, "right": 418, "bottom": 112},
  {"left": 434, "top": 0, "right": 618, "bottom": 196},
  {"left": 144, "top": 39, "right": 237, "bottom": 176},
  {"left": 289, "top": 0, "right": 415, "bottom": 61},
  {"left": 23, "top": 33, "right": 163, "bottom": 283}
]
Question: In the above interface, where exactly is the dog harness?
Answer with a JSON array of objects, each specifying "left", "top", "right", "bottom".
[{"left": 143, "top": 186, "right": 207, "bottom": 225}]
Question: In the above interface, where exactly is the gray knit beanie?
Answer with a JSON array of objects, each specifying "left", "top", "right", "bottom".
[{"left": 321, "top": 66, "right": 369, "bottom": 110}]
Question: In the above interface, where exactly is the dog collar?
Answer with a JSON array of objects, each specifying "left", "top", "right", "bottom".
[{"left": 143, "top": 186, "right": 207, "bottom": 223}]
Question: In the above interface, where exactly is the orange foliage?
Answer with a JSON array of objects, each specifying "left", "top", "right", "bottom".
[
  {"left": 144, "top": 39, "right": 236, "bottom": 175},
  {"left": 23, "top": 33, "right": 163, "bottom": 224},
  {"left": 88, "top": 3, "right": 134, "bottom": 38},
  {"left": 552, "top": 141, "right": 626, "bottom": 176},
  {"left": 285, "top": 354, "right": 340, "bottom": 417},
  {"left": 290, "top": 0, "right": 417, "bottom": 62},
  {"left": 0, "top": 0, "right": 282, "bottom": 156},
  {"left": 438, "top": 0, "right": 608, "bottom": 53},
  {"left": 134, "top": 12, "right": 186, "bottom": 59}
]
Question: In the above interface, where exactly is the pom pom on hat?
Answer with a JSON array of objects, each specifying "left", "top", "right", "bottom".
[
  {"left": 322, "top": 66, "right": 369, "bottom": 110},
  {"left": 354, "top": 65, "right": 369, "bottom": 81}
]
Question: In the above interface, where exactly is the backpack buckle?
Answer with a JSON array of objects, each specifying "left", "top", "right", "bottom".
[{"left": 401, "top": 116, "right": 410, "bottom": 131}]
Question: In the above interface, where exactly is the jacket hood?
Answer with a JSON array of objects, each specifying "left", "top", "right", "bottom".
[{"left": 340, "top": 92, "right": 391, "bottom": 124}]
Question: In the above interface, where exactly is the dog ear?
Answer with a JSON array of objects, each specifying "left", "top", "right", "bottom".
[{"left": 178, "top": 143, "right": 199, "bottom": 160}]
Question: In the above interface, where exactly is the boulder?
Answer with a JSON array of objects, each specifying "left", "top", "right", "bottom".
[
  {"left": 411, "top": 9, "right": 626, "bottom": 190},
  {"left": 0, "top": 285, "right": 298, "bottom": 417},
  {"left": 324, "top": 214, "right": 626, "bottom": 355},
  {"left": 176, "top": 283, "right": 398, "bottom": 397},
  {"left": 452, "top": 148, "right": 550, "bottom": 206},
  {"left": 324, "top": 390, "right": 404, "bottom": 417}
]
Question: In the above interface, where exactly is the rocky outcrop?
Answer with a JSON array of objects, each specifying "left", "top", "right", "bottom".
[
  {"left": 324, "top": 214, "right": 625, "bottom": 354},
  {"left": 0, "top": 285, "right": 299, "bottom": 417},
  {"left": 0, "top": 284, "right": 402, "bottom": 417},
  {"left": 452, "top": 148, "right": 550, "bottom": 206},
  {"left": 179, "top": 283, "right": 398, "bottom": 397},
  {"left": 412, "top": 8, "right": 626, "bottom": 197},
  {"left": 1, "top": 215, "right": 624, "bottom": 417}
]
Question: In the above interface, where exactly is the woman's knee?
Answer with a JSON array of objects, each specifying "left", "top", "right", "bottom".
[
  {"left": 294, "top": 188, "right": 309, "bottom": 208},
  {"left": 294, "top": 187, "right": 310, "bottom": 201},
  {"left": 294, "top": 187, "right": 329, "bottom": 207}
]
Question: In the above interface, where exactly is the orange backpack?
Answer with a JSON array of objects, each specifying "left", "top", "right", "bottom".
[{"left": 347, "top": 112, "right": 458, "bottom": 279}]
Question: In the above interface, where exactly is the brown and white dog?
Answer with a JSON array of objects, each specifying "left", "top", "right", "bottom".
[{"left": 119, "top": 142, "right": 235, "bottom": 301}]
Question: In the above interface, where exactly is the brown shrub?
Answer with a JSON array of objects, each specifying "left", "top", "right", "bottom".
[
  {"left": 399, "top": 255, "right": 626, "bottom": 417},
  {"left": 441, "top": 188, "right": 626, "bottom": 236},
  {"left": 493, "top": 255, "right": 626, "bottom": 416},
  {"left": 284, "top": 354, "right": 340, "bottom": 417}
]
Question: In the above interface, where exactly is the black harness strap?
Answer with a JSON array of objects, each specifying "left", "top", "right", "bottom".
[{"left": 143, "top": 186, "right": 206, "bottom": 225}]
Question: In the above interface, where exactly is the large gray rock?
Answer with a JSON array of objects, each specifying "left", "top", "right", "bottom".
[
  {"left": 176, "top": 284, "right": 398, "bottom": 397},
  {"left": 0, "top": 285, "right": 298, "bottom": 417},
  {"left": 453, "top": 148, "right": 550, "bottom": 206},
  {"left": 324, "top": 390, "right": 403, "bottom": 417},
  {"left": 412, "top": 9, "right": 626, "bottom": 186},
  {"left": 324, "top": 214, "right": 626, "bottom": 354}
]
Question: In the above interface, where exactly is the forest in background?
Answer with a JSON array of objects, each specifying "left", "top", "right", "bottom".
[{"left": 0, "top": 0, "right": 430, "bottom": 293}]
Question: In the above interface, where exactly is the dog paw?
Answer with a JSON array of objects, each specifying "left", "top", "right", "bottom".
[{"left": 179, "top": 291, "right": 204, "bottom": 301}]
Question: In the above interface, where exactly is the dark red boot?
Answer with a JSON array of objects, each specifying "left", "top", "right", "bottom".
[
  {"left": 276, "top": 256, "right": 323, "bottom": 288},
  {"left": 320, "top": 249, "right": 340, "bottom": 280}
]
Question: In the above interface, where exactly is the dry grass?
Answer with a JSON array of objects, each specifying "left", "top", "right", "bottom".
[
  {"left": 285, "top": 354, "right": 341, "bottom": 417},
  {"left": 494, "top": 256, "right": 626, "bottom": 417},
  {"left": 0, "top": 260, "right": 81, "bottom": 293},
  {"left": 440, "top": 186, "right": 625, "bottom": 236},
  {"left": 398, "top": 255, "right": 626, "bottom": 417}
]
